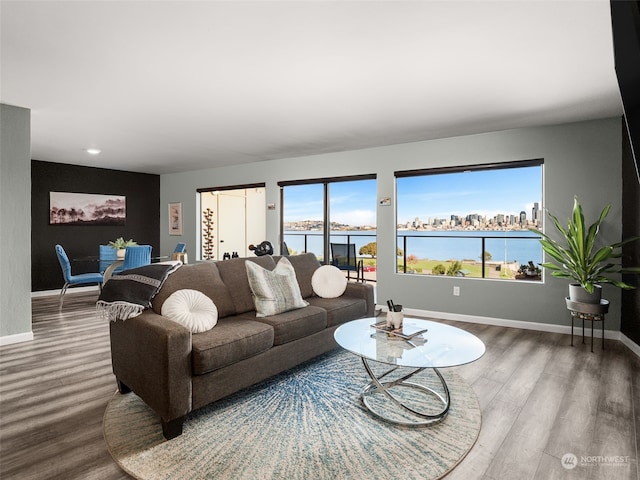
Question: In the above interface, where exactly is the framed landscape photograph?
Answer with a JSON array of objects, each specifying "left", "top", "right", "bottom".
[
  {"left": 168, "top": 202, "right": 183, "bottom": 235},
  {"left": 49, "top": 191, "right": 126, "bottom": 226}
]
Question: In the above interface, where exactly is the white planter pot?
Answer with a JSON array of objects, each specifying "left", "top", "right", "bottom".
[
  {"left": 568, "top": 283, "right": 602, "bottom": 304},
  {"left": 116, "top": 248, "right": 126, "bottom": 259}
]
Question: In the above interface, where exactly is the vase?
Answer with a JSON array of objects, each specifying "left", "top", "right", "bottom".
[
  {"left": 386, "top": 311, "right": 404, "bottom": 329},
  {"left": 568, "top": 283, "right": 602, "bottom": 304},
  {"left": 117, "top": 249, "right": 126, "bottom": 259}
]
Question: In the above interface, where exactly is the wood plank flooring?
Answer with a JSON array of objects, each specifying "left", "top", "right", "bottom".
[{"left": 0, "top": 291, "right": 638, "bottom": 479}]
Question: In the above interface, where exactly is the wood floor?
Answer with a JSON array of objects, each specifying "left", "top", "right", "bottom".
[{"left": 1, "top": 291, "right": 638, "bottom": 479}]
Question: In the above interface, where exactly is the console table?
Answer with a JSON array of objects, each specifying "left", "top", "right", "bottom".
[{"left": 565, "top": 297, "right": 609, "bottom": 352}]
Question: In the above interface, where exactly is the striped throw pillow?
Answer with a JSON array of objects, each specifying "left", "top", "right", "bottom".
[{"left": 245, "top": 257, "right": 309, "bottom": 317}]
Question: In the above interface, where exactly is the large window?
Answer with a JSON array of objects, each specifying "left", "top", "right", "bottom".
[
  {"left": 395, "top": 160, "right": 543, "bottom": 281},
  {"left": 280, "top": 175, "right": 377, "bottom": 279}
]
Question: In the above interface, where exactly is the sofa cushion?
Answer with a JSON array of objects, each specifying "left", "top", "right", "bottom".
[
  {"left": 311, "top": 265, "right": 347, "bottom": 298},
  {"left": 216, "top": 256, "right": 277, "bottom": 315},
  {"left": 277, "top": 253, "right": 320, "bottom": 298},
  {"left": 152, "top": 262, "right": 236, "bottom": 319},
  {"left": 161, "top": 289, "right": 218, "bottom": 333},
  {"left": 191, "top": 317, "right": 274, "bottom": 375},
  {"left": 305, "top": 296, "right": 368, "bottom": 327},
  {"left": 238, "top": 305, "right": 327, "bottom": 345},
  {"left": 245, "top": 257, "right": 308, "bottom": 317}
]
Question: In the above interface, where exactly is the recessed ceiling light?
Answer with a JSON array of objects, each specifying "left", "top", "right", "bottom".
[{"left": 86, "top": 148, "right": 101, "bottom": 155}]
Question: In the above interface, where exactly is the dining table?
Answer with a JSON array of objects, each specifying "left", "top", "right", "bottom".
[{"left": 73, "top": 255, "right": 169, "bottom": 282}]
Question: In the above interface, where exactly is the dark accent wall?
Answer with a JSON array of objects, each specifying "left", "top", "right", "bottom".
[
  {"left": 621, "top": 119, "right": 640, "bottom": 345},
  {"left": 32, "top": 160, "right": 160, "bottom": 291}
]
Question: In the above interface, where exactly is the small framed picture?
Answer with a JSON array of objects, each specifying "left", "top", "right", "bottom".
[{"left": 168, "top": 202, "right": 183, "bottom": 235}]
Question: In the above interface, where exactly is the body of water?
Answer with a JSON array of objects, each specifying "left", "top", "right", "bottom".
[{"left": 284, "top": 230, "right": 543, "bottom": 265}]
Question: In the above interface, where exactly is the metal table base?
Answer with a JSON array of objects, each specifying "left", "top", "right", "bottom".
[{"left": 360, "top": 357, "right": 451, "bottom": 426}]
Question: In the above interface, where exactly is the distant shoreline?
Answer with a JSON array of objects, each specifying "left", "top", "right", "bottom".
[
  {"left": 283, "top": 229, "right": 543, "bottom": 265},
  {"left": 285, "top": 225, "right": 539, "bottom": 234}
]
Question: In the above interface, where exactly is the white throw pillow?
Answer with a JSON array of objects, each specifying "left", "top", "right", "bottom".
[
  {"left": 245, "top": 257, "right": 309, "bottom": 317},
  {"left": 311, "top": 265, "right": 348, "bottom": 298},
  {"left": 161, "top": 289, "right": 218, "bottom": 333}
]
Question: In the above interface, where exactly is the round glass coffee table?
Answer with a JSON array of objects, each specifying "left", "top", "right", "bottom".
[{"left": 334, "top": 317, "right": 485, "bottom": 426}]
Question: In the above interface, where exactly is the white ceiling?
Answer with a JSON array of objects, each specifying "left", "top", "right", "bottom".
[{"left": 1, "top": 1, "right": 623, "bottom": 175}]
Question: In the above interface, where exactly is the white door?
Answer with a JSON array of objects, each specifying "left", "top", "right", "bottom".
[{"left": 217, "top": 192, "right": 246, "bottom": 258}]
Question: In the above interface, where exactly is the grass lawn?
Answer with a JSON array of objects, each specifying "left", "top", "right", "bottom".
[
  {"left": 396, "top": 259, "right": 517, "bottom": 279},
  {"left": 343, "top": 257, "right": 520, "bottom": 280}
]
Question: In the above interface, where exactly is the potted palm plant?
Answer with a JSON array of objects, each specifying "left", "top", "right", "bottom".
[
  {"left": 108, "top": 237, "right": 137, "bottom": 259},
  {"left": 533, "top": 196, "right": 639, "bottom": 303}
]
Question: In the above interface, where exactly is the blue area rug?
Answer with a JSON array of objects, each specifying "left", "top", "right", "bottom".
[{"left": 104, "top": 349, "right": 481, "bottom": 479}]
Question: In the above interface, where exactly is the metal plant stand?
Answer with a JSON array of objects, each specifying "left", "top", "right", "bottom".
[{"left": 566, "top": 297, "right": 609, "bottom": 352}]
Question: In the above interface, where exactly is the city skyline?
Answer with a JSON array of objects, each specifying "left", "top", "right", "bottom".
[
  {"left": 397, "top": 166, "right": 542, "bottom": 226},
  {"left": 283, "top": 165, "right": 542, "bottom": 228}
]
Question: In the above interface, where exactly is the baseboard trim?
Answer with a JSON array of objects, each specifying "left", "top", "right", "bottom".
[
  {"left": 402, "top": 306, "right": 607, "bottom": 336},
  {"left": 0, "top": 331, "right": 34, "bottom": 346},
  {"left": 31, "top": 286, "right": 99, "bottom": 298},
  {"left": 377, "top": 305, "right": 640, "bottom": 359},
  {"left": 619, "top": 332, "right": 640, "bottom": 358}
]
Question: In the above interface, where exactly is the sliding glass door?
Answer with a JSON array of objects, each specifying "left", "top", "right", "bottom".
[
  {"left": 281, "top": 183, "right": 325, "bottom": 259},
  {"left": 280, "top": 175, "right": 377, "bottom": 278}
]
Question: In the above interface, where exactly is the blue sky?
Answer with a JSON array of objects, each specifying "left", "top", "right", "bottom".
[
  {"left": 397, "top": 166, "right": 542, "bottom": 223},
  {"left": 283, "top": 181, "right": 378, "bottom": 226},
  {"left": 283, "top": 165, "right": 542, "bottom": 226}
]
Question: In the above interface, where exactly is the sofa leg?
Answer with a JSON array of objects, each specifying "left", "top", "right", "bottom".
[
  {"left": 162, "top": 417, "right": 184, "bottom": 440},
  {"left": 116, "top": 379, "right": 131, "bottom": 394}
]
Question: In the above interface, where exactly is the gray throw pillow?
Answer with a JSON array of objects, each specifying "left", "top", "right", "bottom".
[{"left": 245, "top": 257, "right": 309, "bottom": 317}]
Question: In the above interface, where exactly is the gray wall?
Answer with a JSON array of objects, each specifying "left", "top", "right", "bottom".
[
  {"left": 160, "top": 117, "right": 624, "bottom": 330},
  {"left": 1, "top": 104, "right": 32, "bottom": 342}
]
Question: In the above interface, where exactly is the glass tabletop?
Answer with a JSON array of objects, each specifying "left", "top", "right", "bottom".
[{"left": 334, "top": 317, "right": 485, "bottom": 369}]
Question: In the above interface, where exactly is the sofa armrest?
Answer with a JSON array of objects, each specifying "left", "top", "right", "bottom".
[
  {"left": 344, "top": 282, "right": 375, "bottom": 317},
  {"left": 109, "top": 310, "right": 193, "bottom": 423}
]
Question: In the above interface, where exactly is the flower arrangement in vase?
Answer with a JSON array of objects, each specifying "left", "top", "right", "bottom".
[{"left": 108, "top": 237, "right": 137, "bottom": 259}]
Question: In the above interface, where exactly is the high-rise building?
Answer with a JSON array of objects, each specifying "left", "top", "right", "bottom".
[{"left": 532, "top": 202, "right": 540, "bottom": 225}]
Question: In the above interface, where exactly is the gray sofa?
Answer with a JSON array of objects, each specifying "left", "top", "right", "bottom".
[{"left": 109, "top": 253, "right": 375, "bottom": 439}]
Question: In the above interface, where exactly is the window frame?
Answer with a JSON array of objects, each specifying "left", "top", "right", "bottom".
[
  {"left": 394, "top": 159, "right": 544, "bottom": 281},
  {"left": 278, "top": 174, "right": 376, "bottom": 262}
]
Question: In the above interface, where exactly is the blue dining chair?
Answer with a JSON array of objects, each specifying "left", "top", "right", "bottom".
[
  {"left": 121, "top": 245, "right": 152, "bottom": 271},
  {"left": 99, "top": 244, "right": 124, "bottom": 275},
  {"left": 55, "top": 244, "right": 104, "bottom": 308}
]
